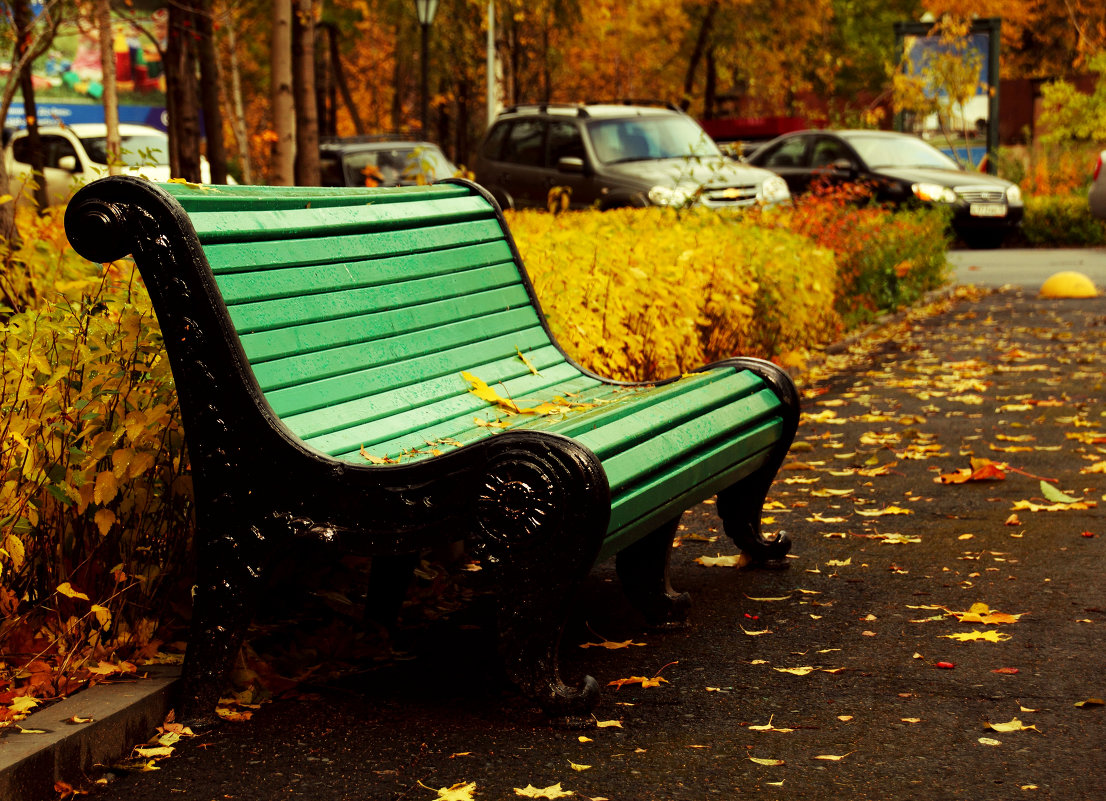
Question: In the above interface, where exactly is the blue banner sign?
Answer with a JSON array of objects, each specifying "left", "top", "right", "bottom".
[{"left": 6, "top": 102, "right": 168, "bottom": 132}]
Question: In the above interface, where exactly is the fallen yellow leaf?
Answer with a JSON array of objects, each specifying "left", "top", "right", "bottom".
[
  {"left": 748, "top": 715, "right": 795, "bottom": 733},
  {"left": 741, "top": 626, "right": 772, "bottom": 636},
  {"left": 579, "top": 639, "right": 645, "bottom": 650},
  {"left": 56, "top": 581, "right": 90, "bottom": 601},
  {"left": 948, "top": 603, "right": 1023, "bottom": 625},
  {"left": 425, "top": 781, "right": 478, "bottom": 801},
  {"left": 695, "top": 553, "right": 751, "bottom": 568},
  {"left": 749, "top": 757, "right": 785, "bottom": 766},
  {"left": 855, "top": 505, "right": 913, "bottom": 517},
  {"left": 941, "top": 630, "right": 1011, "bottom": 642},
  {"left": 514, "top": 783, "right": 573, "bottom": 799}
]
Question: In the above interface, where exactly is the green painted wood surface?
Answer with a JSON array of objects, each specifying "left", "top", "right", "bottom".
[{"left": 160, "top": 181, "right": 787, "bottom": 547}]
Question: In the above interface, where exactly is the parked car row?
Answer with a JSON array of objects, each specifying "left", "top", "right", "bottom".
[
  {"left": 5, "top": 123, "right": 215, "bottom": 206},
  {"left": 8, "top": 105, "right": 1047, "bottom": 251},
  {"left": 746, "top": 129, "right": 1024, "bottom": 248},
  {"left": 471, "top": 101, "right": 790, "bottom": 211}
]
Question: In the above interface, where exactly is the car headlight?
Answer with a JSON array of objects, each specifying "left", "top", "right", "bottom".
[
  {"left": 1006, "top": 185, "right": 1023, "bottom": 206},
  {"left": 758, "top": 175, "right": 791, "bottom": 205},
  {"left": 911, "top": 182, "right": 958, "bottom": 203},
  {"left": 648, "top": 185, "right": 696, "bottom": 207}
]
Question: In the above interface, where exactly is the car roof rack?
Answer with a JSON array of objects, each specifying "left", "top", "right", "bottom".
[
  {"left": 584, "top": 98, "right": 684, "bottom": 113},
  {"left": 319, "top": 132, "right": 427, "bottom": 145},
  {"left": 500, "top": 103, "right": 591, "bottom": 118}
]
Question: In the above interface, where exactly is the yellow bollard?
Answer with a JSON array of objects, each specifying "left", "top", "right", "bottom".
[{"left": 1038, "top": 271, "right": 1099, "bottom": 299}]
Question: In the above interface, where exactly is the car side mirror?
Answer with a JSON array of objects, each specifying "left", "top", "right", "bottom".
[
  {"left": 557, "top": 156, "right": 585, "bottom": 174},
  {"left": 57, "top": 155, "right": 79, "bottom": 172}
]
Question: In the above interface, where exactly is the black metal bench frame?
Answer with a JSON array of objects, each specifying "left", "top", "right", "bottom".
[{"left": 64, "top": 177, "right": 798, "bottom": 727}]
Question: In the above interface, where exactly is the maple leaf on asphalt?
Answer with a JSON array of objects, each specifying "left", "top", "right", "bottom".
[
  {"left": 515, "top": 784, "right": 574, "bottom": 799},
  {"left": 942, "top": 630, "right": 1011, "bottom": 642},
  {"left": 948, "top": 603, "right": 1023, "bottom": 624},
  {"left": 423, "top": 781, "right": 478, "bottom": 801}
]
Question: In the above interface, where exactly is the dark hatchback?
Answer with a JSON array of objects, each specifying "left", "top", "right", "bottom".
[{"left": 747, "top": 129, "right": 1024, "bottom": 248}]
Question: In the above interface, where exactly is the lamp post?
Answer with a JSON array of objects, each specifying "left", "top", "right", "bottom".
[{"left": 414, "top": 0, "right": 439, "bottom": 137}]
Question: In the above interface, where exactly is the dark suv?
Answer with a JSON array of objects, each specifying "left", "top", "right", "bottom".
[
  {"left": 473, "top": 102, "right": 790, "bottom": 210},
  {"left": 319, "top": 136, "right": 459, "bottom": 187}
]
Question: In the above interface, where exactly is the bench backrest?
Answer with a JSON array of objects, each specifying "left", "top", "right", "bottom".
[{"left": 160, "top": 181, "right": 577, "bottom": 462}]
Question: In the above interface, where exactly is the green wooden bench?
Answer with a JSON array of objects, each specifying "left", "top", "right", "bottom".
[{"left": 64, "top": 177, "right": 798, "bottom": 726}]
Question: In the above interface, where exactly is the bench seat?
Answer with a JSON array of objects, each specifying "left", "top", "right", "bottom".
[{"left": 64, "top": 177, "right": 798, "bottom": 727}]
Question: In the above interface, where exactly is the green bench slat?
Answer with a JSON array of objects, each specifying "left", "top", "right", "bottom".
[
  {"left": 599, "top": 420, "right": 781, "bottom": 560},
  {"left": 598, "top": 389, "right": 781, "bottom": 494},
  {"left": 215, "top": 241, "right": 515, "bottom": 304},
  {"left": 559, "top": 372, "right": 765, "bottom": 458},
  {"left": 164, "top": 182, "right": 472, "bottom": 215},
  {"left": 228, "top": 262, "right": 524, "bottom": 334},
  {"left": 252, "top": 308, "right": 542, "bottom": 391},
  {"left": 269, "top": 329, "right": 562, "bottom": 423},
  {"left": 302, "top": 361, "right": 590, "bottom": 456},
  {"left": 187, "top": 193, "right": 495, "bottom": 243},
  {"left": 239, "top": 286, "right": 535, "bottom": 364},
  {"left": 203, "top": 218, "right": 508, "bottom": 273},
  {"left": 338, "top": 375, "right": 607, "bottom": 462}
]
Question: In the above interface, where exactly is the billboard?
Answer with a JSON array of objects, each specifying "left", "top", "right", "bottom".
[
  {"left": 3, "top": 3, "right": 168, "bottom": 131},
  {"left": 893, "top": 18, "right": 1001, "bottom": 172}
]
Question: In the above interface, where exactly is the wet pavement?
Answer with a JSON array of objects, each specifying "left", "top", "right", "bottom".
[{"left": 65, "top": 288, "right": 1106, "bottom": 800}]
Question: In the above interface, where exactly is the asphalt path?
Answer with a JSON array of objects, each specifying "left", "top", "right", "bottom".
[
  {"left": 948, "top": 246, "right": 1106, "bottom": 288},
  {"left": 82, "top": 257, "right": 1104, "bottom": 801}
]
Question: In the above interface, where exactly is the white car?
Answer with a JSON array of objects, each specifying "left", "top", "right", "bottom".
[
  {"left": 5, "top": 122, "right": 215, "bottom": 206},
  {"left": 1090, "top": 150, "right": 1106, "bottom": 221}
]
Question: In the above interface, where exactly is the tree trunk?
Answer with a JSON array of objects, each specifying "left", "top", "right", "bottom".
[
  {"left": 222, "top": 5, "right": 253, "bottom": 185},
  {"left": 196, "top": 0, "right": 228, "bottom": 184},
  {"left": 316, "top": 21, "right": 333, "bottom": 138},
  {"left": 271, "top": 0, "right": 295, "bottom": 186},
  {"left": 166, "top": 3, "right": 203, "bottom": 182},
  {"left": 391, "top": 21, "right": 404, "bottom": 130},
  {"left": 704, "top": 46, "right": 717, "bottom": 120},
  {"left": 14, "top": 0, "right": 48, "bottom": 210},
  {"left": 292, "top": 0, "right": 319, "bottom": 186},
  {"left": 321, "top": 22, "right": 365, "bottom": 135},
  {"left": 96, "top": 0, "right": 121, "bottom": 177},
  {"left": 682, "top": 0, "right": 719, "bottom": 111}
]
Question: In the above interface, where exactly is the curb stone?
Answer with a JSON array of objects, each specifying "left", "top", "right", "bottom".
[{"left": 0, "top": 667, "right": 179, "bottom": 801}]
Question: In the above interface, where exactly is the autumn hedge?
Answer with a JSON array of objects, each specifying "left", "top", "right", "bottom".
[{"left": 0, "top": 197, "right": 948, "bottom": 716}]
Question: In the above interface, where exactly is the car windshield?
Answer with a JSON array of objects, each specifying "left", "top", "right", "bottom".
[
  {"left": 339, "top": 146, "right": 457, "bottom": 186},
  {"left": 844, "top": 134, "right": 960, "bottom": 170},
  {"left": 588, "top": 116, "right": 721, "bottom": 164},
  {"left": 81, "top": 134, "right": 170, "bottom": 167}
]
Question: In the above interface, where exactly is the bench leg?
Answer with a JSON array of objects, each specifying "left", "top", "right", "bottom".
[
  {"left": 615, "top": 517, "right": 691, "bottom": 626},
  {"left": 717, "top": 476, "right": 791, "bottom": 565},
  {"left": 491, "top": 558, "right": 601, "bottom": 727},
  {"left": 473, "top": 439, "right": 607, "bottom": 726},
  {"left": 175, "top": 525, "right": 269, "bottom": 727}
]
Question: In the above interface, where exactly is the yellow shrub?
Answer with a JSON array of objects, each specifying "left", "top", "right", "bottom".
[{"left": 507, "top": 207, "right": 841, "bottom": 381}]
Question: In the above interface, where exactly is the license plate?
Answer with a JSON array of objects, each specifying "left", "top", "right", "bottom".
[{"left": 970, "top": 203, "right": 1007, "bottom": 217}]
